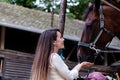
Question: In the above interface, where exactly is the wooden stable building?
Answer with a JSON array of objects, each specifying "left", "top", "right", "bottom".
[
  {"left": 0, "top": 2, "right": 84, "bottom": 80},
  {"left": 0, "top": 2, "right": 120, "bottom": 80}
]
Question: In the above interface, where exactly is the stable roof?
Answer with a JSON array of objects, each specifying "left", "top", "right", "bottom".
[{"left": 0, "top": 2, "right": 84, "bottom": 41}]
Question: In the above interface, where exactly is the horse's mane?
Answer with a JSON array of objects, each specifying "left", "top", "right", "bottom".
[{"left": 83, "top": 5, "right": 94, "bottom": 21}]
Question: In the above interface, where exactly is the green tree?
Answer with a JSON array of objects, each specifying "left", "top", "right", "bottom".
[
  {"left": 1, "top": 0, "right": 36, "bottom": 8},
  {"left": 0, "top": 0, "right": 11, "bottom": 3},
  {"left": 15, "top": 0, "right": 36, "bottom": 8},
  {"left": 68, "top": 0, "right": 94, "bottom": 20}
]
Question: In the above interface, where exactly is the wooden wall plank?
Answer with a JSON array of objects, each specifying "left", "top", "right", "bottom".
[{"left": 0, "top": 49, "right": 34, "bottom": 80}]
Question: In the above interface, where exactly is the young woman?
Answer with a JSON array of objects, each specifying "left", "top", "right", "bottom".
[{"left": 30, "top": 29, "right": 93, "bottom": 80}]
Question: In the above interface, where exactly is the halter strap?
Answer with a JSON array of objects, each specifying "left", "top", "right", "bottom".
[
  {"left": 93, "top": 4, "right": 104, "bottom": 45},
  {"left": 78, "top": 41, "right": 90, "bottom": 48},
  {"left": 99, "top": 5, "right": 104, "bottom": 29}
]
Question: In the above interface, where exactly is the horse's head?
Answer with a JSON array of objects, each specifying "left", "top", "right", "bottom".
[{"left": 77, "top": 1, "right": 120, "bottom": 63}]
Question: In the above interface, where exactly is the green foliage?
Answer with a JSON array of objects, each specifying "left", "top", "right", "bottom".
[
  {"left": 15, "top": 0, "right": 35, "bottom": 8},
  {"left": 0, "top": 0, "right": 11, "bottom": 3},
  {"left": 54, "top": 7, "right": 60, "bottom": 14},
  {"left": 68, "top": 0, "right": 94, "bottom": 20},
  {"left": 67, "top": 13, "right": 76, "bottom": 19},
  {"left": 3, "top": 0, "right": 36, "bottom": 8}
]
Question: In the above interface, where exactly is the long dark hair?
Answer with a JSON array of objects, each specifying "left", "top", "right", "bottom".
[{"left": 30, "top": 29, "right": 60, "bottom": 80}]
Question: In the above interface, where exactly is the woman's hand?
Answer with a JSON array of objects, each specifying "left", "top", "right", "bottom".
[
  {"left": 74, "top": 62, "right": 94, "bottom": 71},
  {"left": 81, "top": 62, "right": 94, "bottom": 68}
]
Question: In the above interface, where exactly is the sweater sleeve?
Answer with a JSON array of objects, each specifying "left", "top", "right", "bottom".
[{"left": 51, "top": 53, "right": 79, "bottom": 80}]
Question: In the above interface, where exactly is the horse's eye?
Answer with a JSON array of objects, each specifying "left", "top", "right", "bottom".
[{"left": 85, "top": 18, "right": 94, "bottom": 27}]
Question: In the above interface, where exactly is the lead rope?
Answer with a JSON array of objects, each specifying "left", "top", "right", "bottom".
[{"left": 90, "top": 46, "right": 120, "bottom": 53}]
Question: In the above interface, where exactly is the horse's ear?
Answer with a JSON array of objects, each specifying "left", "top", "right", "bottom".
[
  {"left": 95, "top": 0, "right": 100, "bottom": 11},
  {"left": 93, "top": 0, "right": 100, "bottom": 17},
  {"left": 88, "top": 2, "right": 93, "bottom": 7}
]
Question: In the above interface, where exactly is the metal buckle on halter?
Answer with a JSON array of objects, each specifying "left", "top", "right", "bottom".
[
  {"left": 89, "top": 43, "right": 95, "bottom": 49},
  {"left": 89, "top": 43, "right": 100, "bottom": 54}
]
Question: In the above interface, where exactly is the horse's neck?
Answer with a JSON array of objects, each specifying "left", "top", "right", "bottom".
[{"left": 103, "top": 6, "right": 120, "bottom": 40}]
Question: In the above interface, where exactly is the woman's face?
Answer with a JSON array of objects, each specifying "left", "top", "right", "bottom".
[{"left": 54, "top": 31, "right": 64, "bottom": 49}]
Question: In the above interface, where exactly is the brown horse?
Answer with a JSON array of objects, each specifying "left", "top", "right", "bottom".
[{"left": 77, "top": 0, "right": 120, "bottom": 64}]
